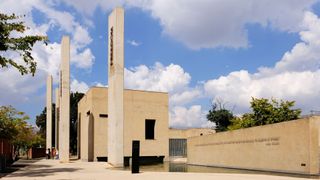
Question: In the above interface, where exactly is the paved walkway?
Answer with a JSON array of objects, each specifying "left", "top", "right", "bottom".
[{"left": 0, "top": 159, "right": 317, "bottom": 180}]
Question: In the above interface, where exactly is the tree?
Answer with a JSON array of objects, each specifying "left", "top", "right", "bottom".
[
  {"left": 207, "top": 100, "right": 234, "bottom": 132},
  {"left": 0, "top": 106, "right": 44, "bottom": 158},
  {"left": 0, "top": 13, "right": 48, "bottom": 76},
  {"left": 35, "top": 107, "right": 47, "bottom": 139},
  {"left": 11, "top": 120, "right": 41, "bottom": 157},
  {"left": 0, "top": 106, "right": 25, "bottom": 140},
  {"left": 70, "top": 92, "right": 84, "bottom": 154},
  {"left": 35, "top": 104, "right": 55, "bottom": 147},
  {"left": 228, "top": 97, "right": 301, "bottom": 130}
]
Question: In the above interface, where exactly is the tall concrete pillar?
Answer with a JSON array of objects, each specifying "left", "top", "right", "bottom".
[
  {"left": 46, "top": 75, "right": 52, "bottom": 150},
  {"left": 59, "top": 36, "right": 70, "bottom": 163},
  {"left": 58, "top": 72, "right": 62, "bottom": 154},
  {"left": 107, "top": 7, "right": 124, "bottom": 167},
  {"left": 55, "top": 88, "right": 59, "bottom": 150}
]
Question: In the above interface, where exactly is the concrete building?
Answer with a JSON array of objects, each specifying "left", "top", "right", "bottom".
[
  {"left": 78, "top": 87, "right": 169, "bottom": 165},
  {"left": 76, "top": 7, "right": 214, "bottom": 166},
  {"left": 77, "top": 87, "right": 216, "bottom": 164}
]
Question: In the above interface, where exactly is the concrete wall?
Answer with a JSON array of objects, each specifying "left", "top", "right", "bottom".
[
  {"left": 92, "top": 88, "right": 108, "bottom": 159},
  {"left": 187, "top": 116, "right": 320, "bottom": 175},
  {"left": 123, "top": 89, "right": 169, "bottom": 159},
  {"left": 78, "top": 90, "right": 93, "bottom": 161},
  {"left": 78, "top": 87, "right": 169, "bottom": 161},
  {"left": 169, "top": 128, "right": 215, "bottom": 139}
]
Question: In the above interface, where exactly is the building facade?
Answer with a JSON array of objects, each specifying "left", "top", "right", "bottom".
[{"left": 78, "top": 87, "right": 169, "bottom": 164}]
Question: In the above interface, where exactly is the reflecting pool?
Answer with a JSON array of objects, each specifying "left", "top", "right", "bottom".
[{"left": 125, "top": 162, "right": 320, "bottom": 179}]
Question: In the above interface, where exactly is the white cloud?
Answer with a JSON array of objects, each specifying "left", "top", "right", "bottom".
[
  {"left": 125, "top": 62, "right": 191, "bottom": 93},
  {"left": 71, "top": 45, "right": 95, "bottom": 69},
  {"left": 59, "top": 0, "right": 125, "bottom": 16},
  {"left": 71, "top": 79, "right": 89, "bottom": 93},
  {"left": 59, "top": 0, "right": 318, "bottom": 49},
  {"left": 204, "top": 11, "right": 320, "bottom": 114},
  {"left": 128, "top": 0, "right": 318, "bottom": 49},
  {"left": 74, "top": 26, "right": 93, "bottom": 48},
  {"left": 170, "top": 105, "right": 213, "bottom": 128},
  {"left": 43, "top": 0, "right": 320, "bottom": 51},
  {"left": 170, "top": 89, "right": 202, "bottom": 106},
  {"left": 0, "top": 68, "right": 46, "bottom": 104},
  {"left": 32, "top": 43, "right": 61, "bottom": 80},
  {"left": 259, "top": 12, "right": 320, "bottom": 75},
  {"left": 127, "top": 40, "right": 141, "bottom": 47},
  {"left": 204, "top": 70, "right": 320, "bottom": 114},
  {"left": 0, "top": 0, "right": 35, "bottom": 15}
]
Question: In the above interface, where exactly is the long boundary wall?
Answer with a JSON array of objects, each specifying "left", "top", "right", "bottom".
[{"left": 188, "top": 116, "right": 320, "bottom": 175}]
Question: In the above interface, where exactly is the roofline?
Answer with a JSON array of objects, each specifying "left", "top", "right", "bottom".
[
  {"left": 169, "top": 128, "right": 215, "bottom": 130},
  {"left": 87, "top": 86, "right": 168, "bottom": 94}
]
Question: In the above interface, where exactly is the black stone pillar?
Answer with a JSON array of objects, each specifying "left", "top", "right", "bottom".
[{"left": 131, "top": 140, "right": 140, "bottom": 174}]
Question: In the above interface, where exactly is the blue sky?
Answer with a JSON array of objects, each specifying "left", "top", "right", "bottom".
[{"left": 1, "top": 0, "right": 320, "bottom": 128}]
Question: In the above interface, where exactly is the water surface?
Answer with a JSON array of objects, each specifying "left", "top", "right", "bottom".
[{"left": 128, "top": 162, "right": 320, "bottom": 179}]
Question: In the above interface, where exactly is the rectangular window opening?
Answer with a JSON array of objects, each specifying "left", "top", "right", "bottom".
[
  {"left": 99, "top": 114, "right": 108, "bottom": 118},
  {"left": 145, "top": 119, "right": 155, "bottom": 140}
]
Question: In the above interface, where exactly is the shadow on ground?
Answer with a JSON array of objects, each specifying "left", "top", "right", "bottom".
[
  {"left": 1, "top": 158, "right": 81, "bottom": 178},
  {"left": 1, "top": 158, "right": 41, "bottom": 178},
  {"left": 7, "top": 167, "right": 81, "bottom": 177}
]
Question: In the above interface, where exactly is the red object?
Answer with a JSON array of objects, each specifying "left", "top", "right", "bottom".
[
  {"left": 0, "top": 139, "right": 13, "bottom": 161},
  {"left": 27, "top": 147, "right": 46, "bottom": 159}
]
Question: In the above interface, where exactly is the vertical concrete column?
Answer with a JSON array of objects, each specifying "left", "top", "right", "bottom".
[
  {"left": 58, "top": 72, "right": 62, "bottom": 153},
  {"left": 108, "top": 7, "right": 124, "bottom": 167},
  {"left": 59, "top": 36, "right": 70, "bottom": 163},
  {"left": 46, "top": 75, "right": 52, "bottom": 150},
  {"left": 77, "top": 112, "right": 80, "bottom": 159},
  {"left": 55, "top": 88, "right": 60, "bottom": 150}
]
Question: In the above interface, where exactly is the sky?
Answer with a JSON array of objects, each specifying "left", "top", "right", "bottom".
[{"left": 1, "top": 0, "right": 320, "bottom": 128}]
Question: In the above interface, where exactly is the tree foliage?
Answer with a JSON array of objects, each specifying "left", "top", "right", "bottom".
[
  {"left": 36, "top": 104, "right": 55, "bottom": 147},
  {"left": 12, "top": 120, "right": 44, "bottom": 155},
  {"left": 70, "top": 92, "right": 84, "bottom": 154},
  {"left": 228, "top": 97, "right": 301, "bottom": 130},
  {"left": 0, "top": 106, "right": 44, "bottom": 156},
  {"left": 206, "top": 100, "right": 234, "bottom": 132},
  {"left": 0, "top": 106, "right": 26, "bottom": 140},
  {"left": 0, "top": 13, "right": 48, "bottom": 76}
]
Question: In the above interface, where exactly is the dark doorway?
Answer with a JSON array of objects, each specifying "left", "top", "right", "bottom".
[{"left": 145, "top": 119, "right": 155, "bottom": 139}]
